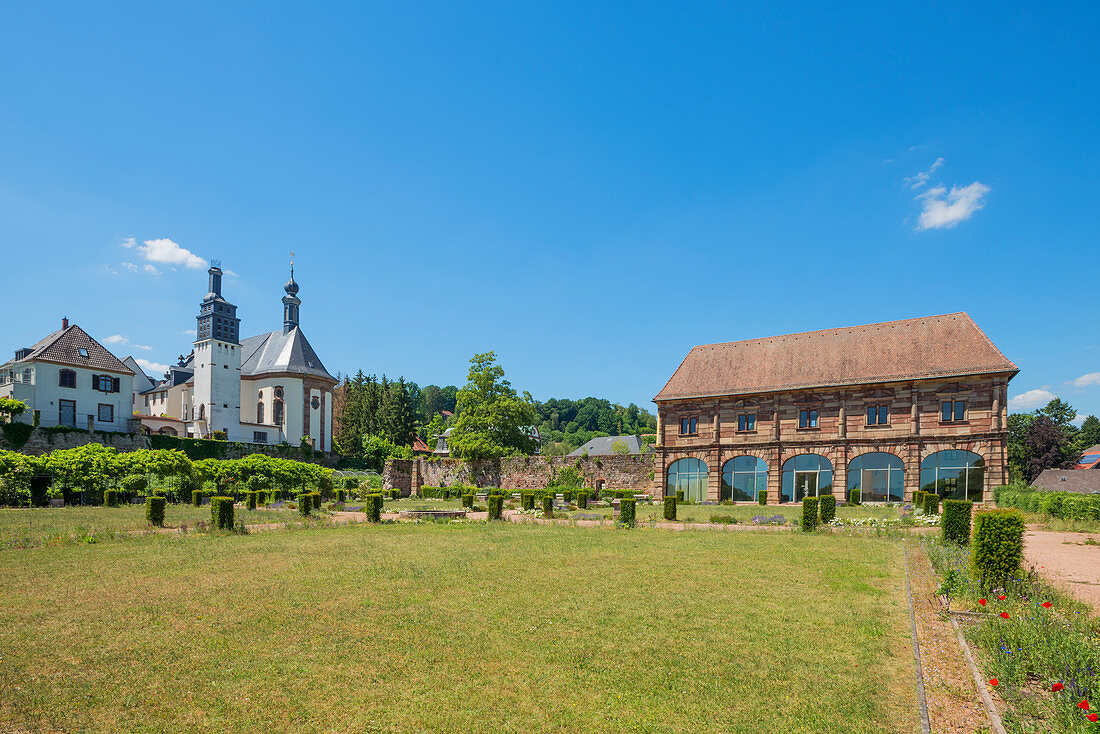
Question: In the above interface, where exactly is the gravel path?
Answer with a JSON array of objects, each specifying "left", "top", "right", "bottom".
[{"left": 1023, "top": 527, "right": 1100, "bottom": 612}]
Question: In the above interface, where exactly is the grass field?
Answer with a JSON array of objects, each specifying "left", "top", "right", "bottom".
[{"left": 0, "top": 519, "right": 918, "bottom": 733}]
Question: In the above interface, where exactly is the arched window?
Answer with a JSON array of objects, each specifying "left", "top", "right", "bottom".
[
  {"left": 781, "top": 454, "right": 833, "bottom": 502},
  {"left": 273, "top": 400, "right": 284, "bottom": 426},
  {"left": 666, "top": 458, "right": 708, "bottom": 502},
  {"left": 848, "top": 452, "right": 904, "bottom": 503},
  {"left": 257, "top": 401, "right": 265, "bottom": 424},
  {"left": 721, "top": 456, "right": 768, "bottom": 502},
  {"left": 921, "top": 450, "right": 985, "bottom": 501}
]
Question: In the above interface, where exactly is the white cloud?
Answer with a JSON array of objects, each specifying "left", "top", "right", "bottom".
[
  {"left": 1072, "top": 414, "right": 1087, "bottom": 427},
  {"left": 143, "top": 263, "right": 161, "bottom": 275},
  {"left": 104, "top": 265, "right": 118, "bottom": 275},
  {"left": 119, "top": 236, "right": 205, "bottom": 270},
  {"left": 135, "top": 358, "right": 170, "bottom": 375},
  {"left": 121, "top": 261, "right": 138, "bottom": 271},
  {"left": 1068, "top": 372, "right": 1100, "bottom": 389},
  {"left": 120, "top": 235, "right": 137, "bottom": 249},
  {"left": 904, "top": 157, "right": 944, "bottom": 189},
  {"left": 182, "top": 329, "right": 197, "bottom": 336},
  {"left": 915, "top": 181, "right": 991, "bottom": 231},
  {"left": 106, "top": 334, "right": 155, "bottom": 352},
  {"left": 1009, "top": 388, "right": 1058, "bottom": 411}
]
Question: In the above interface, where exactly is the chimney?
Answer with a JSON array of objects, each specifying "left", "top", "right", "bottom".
[{"left": 62, "top": 317, "right": 69, "bottom": 329}]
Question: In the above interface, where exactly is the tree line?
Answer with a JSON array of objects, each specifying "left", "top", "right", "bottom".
[{"left": 1008, "top": 397, "right": 1100, "bottom": 483}]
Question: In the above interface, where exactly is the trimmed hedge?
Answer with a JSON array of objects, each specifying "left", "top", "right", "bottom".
[
  {"left": 541, "top": 495, "right": 553, "bottom": 518},
  {"left": 819, "top": 494, "right": 836, "bottom": 524},
  {"left": 297, "top": 492, "right": 311, "bottom": 516},
  {"left": 618, "top": 498, "right": 636, "bottom": 527},
  {"left": 192, "top": 488, "right": 203, "bottom": 507},
  {"left": 461, "top": 493, "right": 474, "bottom": 508},
  {"left": 335, "top": 488, "right": 346, "bottom": 503},
  {"left": 663, "top": 496, "right": 677, "bottom": 521},
  {"left": 311, "top": 492, "right": 321, "bottom": 510},
  {"left": 923, "top": 493, "right": 940, "bottom": 516},
  {"left": 246, "top": 491, "right": 258, "bottom": 510},
  {"left": 521, "top": 492, "right": 535, "bottom": 511},
  {"left": 365, "top": 493, "right": 383, "bottom": 522},
  {"left": 145, "top": 495, "right": 166, "bottom": 526},
  {"left": 972, "top": 509, "right": 1025, "bottom": 589},
  {"left": 801, "top": 497, "right": 819, "bottom": 532},
  {"left": 675, "top": 490, "right": 685, "bottom": 504},
  {"left": 757, "top": 488, "right": 767, "bottom": 506},
  {"left": 848, "top": 488, "right": 861, "bottom": 506},
  {"left": 942, "top": 499, "right": 973, "bottom": 544},
  {"left": 576, "top": 492, "right": 588, "bottom": 510},
  {"left": 912, "top": 490, "right": 925, "bottom": 511},
  {"left": 998, "top": 486, "right": 1100, "bottom": 522},
  {"left": 210, "top": 496, "right": 234, "bottom": 530},
  {"left": 104, "top": 489, "right": 119, "bottom": 508},
  {"left": 487, "top": 494, "right": 504, "bottom": 520}
]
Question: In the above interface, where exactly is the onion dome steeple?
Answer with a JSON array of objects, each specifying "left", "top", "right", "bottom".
[{"left": 282, "top": 255, "right": 301, "bottom": 333}]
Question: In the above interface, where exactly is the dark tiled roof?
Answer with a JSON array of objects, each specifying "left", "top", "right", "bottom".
[
  {"left": 655, "top": 312, "right": 1017, "bottom": 401},
  {"left": 1032, "top": 469, "right": 1100, "bottom": 494},
  {"left": 14, "top": 325, "right": 132, "bottom": 374},
  {"left": 568, "top": 435, "right": 655, "bottom": 457},
  {"left": 240, "top": 327, "right": 335, "bottom": 382}
]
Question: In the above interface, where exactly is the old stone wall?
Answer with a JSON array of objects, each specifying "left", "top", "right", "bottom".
[{"left": 383, "top": 454, "right": 656, "bottom": 495}]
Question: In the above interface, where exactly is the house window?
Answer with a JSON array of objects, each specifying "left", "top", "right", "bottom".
[
  {"left": 737, "top": 414, "right": 756, "bottom": 432},
  {"left": 98, "top": 404, "right": 114, "bottom": 423},
  {"left": 253, "top": 431, "right": 268, "bottom": 444},
  {"left": 78, "top": 348, "right": 89, "bottom": 358},
  {"left": 798, "top": 409, "right": 819, "bottom": 429},
  {"left": 721, "top": 456, "right": 768, "bottom": 501},
  {"left": 144, "top": 396, "right": 149, "bottom": 407},
  {"left": 666, "top": 458, "right": 708, "bottom": 502},
  {"left": 679, "top": 417, "right": 698, "bottom": 435},
  {"left": 93, "top": 375, "right": 119, "bottom": 393},
  {"left": 866, "top": 405, "right": 889, "bottom": 425},
  {"left": 273, "top": 400, "right": 284, "bottom": 426},
  {"left": 59, "top": 369, "right": 77, "bottom": 388},
  {"left": 257, "top": 402, "right": 265, "bottom": 423},
  {"left": 941, "top": 400, "right": 966, "bottom": 422}
]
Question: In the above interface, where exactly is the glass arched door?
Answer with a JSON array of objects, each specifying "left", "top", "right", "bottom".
[{"left": 667, "top": 458, "right": 708, "bottom": 503}]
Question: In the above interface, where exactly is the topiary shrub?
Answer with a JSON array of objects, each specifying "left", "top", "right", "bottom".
[
  {"left": 663, "top": 496, "right": 677, "bottom": 521},
  {"left": 297, "top": 492, "right": 311, "bottom": 516},
  {"left": 849, "top": 489, "right": 861, "bottom": 506},
  {"left": 192, "top": 488, "right": 203, "bottom": 507},
  {"left": 972, "top": 509, "right": 1025, "bottom": 589},
  {"left": 390, "top": 489, "right": 400, "bottom": 500},
  {"left": 366, "top": 493, "right": 383, "bottom": 522},
  {"left": 923, "top": 493, "right": 940, "bottom": 516},
  {"left": 335, "top": 488, "right": 346, "bottom": 503},
  {"left": 942, "top": 499, "right": 973, "bottom": 544},
  {"left": 801, "top": 497, "right": 819, "bottom": 532},
  {"left": 104, "top": 489, "right": 119, "bottom": 508},
  {"left": 311, "top": 492, "right": 321, "bottom": 510},
  {"left": 210, "top": 496, "right": 235, "bottom": 530},
  {"left": 541, "top": 495, "right": 553, "bottom": 518},
  {"left": 618, "top": 498, "right": 636, "bottom": 527},
  {"left": 757, "top": 488, "right": 767, "bottom": 506},
  {"left": 819, "top": 494, "right": 836, "bottom": 524},
  {"left": 462, "top": 493, "right": 474, "bottom": 509},
  {"left": 145, "top": 495, "right": 166, "bottom": 527},
  {"left": 675, "top": 490, "right": 685, "bottom": 504},
  {"left": 487, "top": 494, "right": 504, "bottom": 520},
  {"left": 521, "top": 492, "right": 535, "bottom": 511},
  {"left": 246, "top": 491, "right": 258, "bottom": 510},
  {"left": 576, "top": 492, "right": 588, "bottom": 510}
]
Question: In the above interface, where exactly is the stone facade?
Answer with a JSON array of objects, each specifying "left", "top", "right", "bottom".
[
  {"left": 656, "top": 376, "right": 1012, "bottom": 504},
  {"left": 383, "top": 455, "right": 655, "bottom": 495}
]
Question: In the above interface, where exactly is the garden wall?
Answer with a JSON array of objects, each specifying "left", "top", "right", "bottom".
[{"left": 384, "top": 454, "right": 657, "bottom": 496}]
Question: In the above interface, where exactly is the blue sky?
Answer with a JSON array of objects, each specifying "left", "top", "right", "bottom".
[{"left": 2, "top": 2, "right": 1098, "bottom": 420}]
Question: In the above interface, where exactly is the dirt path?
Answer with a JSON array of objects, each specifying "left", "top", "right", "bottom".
[{"left": 1023, "top": 527, "right": 1100, "bottom": 612}]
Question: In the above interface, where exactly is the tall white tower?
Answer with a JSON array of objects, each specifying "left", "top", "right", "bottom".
[{"left": 192, "top": 262, "right": 242, "bottom": 440}]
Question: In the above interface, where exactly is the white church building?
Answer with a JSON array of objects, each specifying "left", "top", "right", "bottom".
[{"left": 135, "top": 263, "right": 336, "bottom": 451}]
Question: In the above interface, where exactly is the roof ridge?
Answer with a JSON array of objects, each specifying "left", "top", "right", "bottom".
[{"left": 686, "top": 312, "right": 971, "bottom": 351}]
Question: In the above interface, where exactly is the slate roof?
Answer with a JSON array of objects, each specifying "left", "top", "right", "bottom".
[
  {"left": 141, "top": 365, "right": 195, "bottom": 394},
  {"left": 568, "top": 435, "right": 655, "bottom": 457},
  {"left": 240, "top": 327, "right": 335, "bottom": 382},
  {"left": 1032, "top": 469, "right": 1100, "bottom": 494},
  {"left": 8, "top": 324, "right": 132, "bottom": 374},
  {"left": 654, "top": 312, "right": 1018, "bottom": 401}
]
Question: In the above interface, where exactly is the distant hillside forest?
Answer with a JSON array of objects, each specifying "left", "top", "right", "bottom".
[{"left": 331, "top": 370, "right": 656, "bottom": 464}]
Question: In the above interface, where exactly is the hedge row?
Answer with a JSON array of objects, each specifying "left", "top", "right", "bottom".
[{"left": 996, "top": 486, "right": 1100, "bottom": 521}]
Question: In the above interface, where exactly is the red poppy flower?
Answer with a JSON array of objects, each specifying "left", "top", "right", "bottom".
[
  {"left": 978, "top": 598, "right": 987, "bottom": 606},
  {"left": 988, "top": 678, "right": 999, "bottom": 687},
  {"left": 1078, "top": 700, "right": 1090, "bottom": 711},
  {"left": 1000, "top": 612, "right": 1010, "bottom": 619},
  {"left": 1042, "top": 601, "right": 1052, "bottom": 609},
  {"left": 1088, "top": 713, "right": 1099, "bottom": 723},
  {"left": 997, "top": 595, "right": 1007, "bottom": 601},
  {"left": 1053, "top": 682, "right": 1065, "bottom": 692}
]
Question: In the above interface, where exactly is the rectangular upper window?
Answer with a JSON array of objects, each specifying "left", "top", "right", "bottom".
[
  {"left": 679, "top": 417, "right": 698, "bottom": 435},
  {"left": 798, "top": 409, "right": 819, "bottom": 429},
  {"left": 737, "top": 414, "right": 756, "bottom": 431},
  {"left": 941, "top": 400, "right": 966, "bottom": 422},
  {"left": 866, "top": 405, "right": 889, "bottom": 425},
  {"left": 97, "top": 404, "right": 114, "bottom": 423},
  {"left": 58, "top": 369, "right": 76, "bottom": 388}
]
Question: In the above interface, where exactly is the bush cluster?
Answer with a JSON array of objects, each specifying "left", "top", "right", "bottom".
[
  {"left": 487, "top": 494, "right": 504, "bottom": 520},
  {"left": 663, "top": 496, "right": 677, "bottom": 521},
  {"left": 801, "top": 497, "right": 819, "bottom": 532},
  {"left": 145, "top": 495, "right": 166, "bottom": 526},
  {"left": 971, "top": 509, "right": 1025, "bottom": 589},
  {"left": 618, "top": 498, "right": 636, "bottom": 527},
  {"left": 210, "top": 496, "right": 235, "bottom": 530},
  {"left": 997, "top": 486, "right": 1100, "bottom": 521},
  {"left": 818, "top": 494, "right": 836, "bottom": 524},
  {"left": 942, "top": 499, "right": 973, "bottom": 544}
]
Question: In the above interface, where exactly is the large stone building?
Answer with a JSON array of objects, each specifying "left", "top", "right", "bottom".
[
  {"left": 653, "top": 313, "right": 1017, "bottom": 505},
  {"left": 135, "top": 263, "right": 337, "bottom": 451}
]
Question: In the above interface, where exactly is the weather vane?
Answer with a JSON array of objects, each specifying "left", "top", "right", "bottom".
[{"left": 290, "top": 250, "right": 295, "bottom": 272}]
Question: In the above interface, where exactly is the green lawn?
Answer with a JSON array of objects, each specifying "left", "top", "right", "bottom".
[
  {"left": 0, "top": 521, "right": 918, "bottom": 733},
  {"left": 0, "top": 505, "right": 318, "bottom": 549}
]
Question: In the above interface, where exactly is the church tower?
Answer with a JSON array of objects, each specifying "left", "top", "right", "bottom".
[{"left": 192, "top": 262, "right": 242, "bottom": 439}]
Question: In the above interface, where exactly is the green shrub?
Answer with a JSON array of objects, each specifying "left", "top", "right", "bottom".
[
  {"left": 104, "top": 489, "right": 119, "bottom": 508},
  {"left": 487, "top": 495, "right": 504, "bottom": 520},
  {"left": 297, "top": 492, "right": 311, "bottom": 516},
  {"left": 819, "top": 494, "right": 836, "bottom": 524},
  {"left": 576, "top": 492, "right": 588, "bottom": 509},
  {"left": 562, "top": 489, "right": 574, "bottom": 502},
  {"left": 618, "top": 498, "right": 636, "bottom": 527},
  {"left": 923, "top": 493, "right": 940, "bottom": 516},
  {"left": 675, "top": 490, "right": 685, "bottom": 504},
  {"left": 1062, "top": 494, "right": 1090, "bottom": 521},
  {"left": 145, "top": 495, "right": 166, "bottom": 526},
  {"left": 942, "top": 499, "right": 973, "bottom": 544},
  {"left": 912, "top": 490, "right": 925, "bottom": 511},
  {"left": 848, "top": 488, "right": 861, "bottom": 505},
  {"left": 521, "top": 492, "right": 535, "bottom": 511},
  {"left": 120, "top": 474, "right": 148, "bottom": 495},
  {"left": 757, "top": 488, "right": 767, "bottom": 505},
  {"left": 192, "top": 488, "right": 203, "bottom": 507},
  {"left": 311, "top": 492, "right": 321, "bottom": 510},
  {"left": 801, "top": 497, "right": 819, "bottom": 532},
  {"left": 541, "top": 495, "right": 553, "bottom": 518},
  {"left": 709, "top": 514, "right": 738, "bottom": 524},
  {"left": 246, "top": 491, "right": 258, "bottom": 510},
  {"left": 663, "top": 496, "right": 677, "bottom": 521},
  {"left": 366, "top": 493, "right": 383, "bottom": 522},
  {"left": 335, "top": 488, "right": 346, "bottom": 503},
  {"left": 971, "top": 509, "right": 1025, "bottom": 589},
  {"left": 210, "top": 496, "right": 235, "bottom": 530},
  {"left": 461, "top": 493, "right": 474, "bottom": 508}
]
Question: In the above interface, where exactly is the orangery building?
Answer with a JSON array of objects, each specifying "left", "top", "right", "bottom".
[{"left": 652, "top": 313, "right": 1017, "bottom": 505}]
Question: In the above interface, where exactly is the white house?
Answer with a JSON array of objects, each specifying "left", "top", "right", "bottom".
[{"left": 0, "top": 319, "right": 135, "bottom": 432}]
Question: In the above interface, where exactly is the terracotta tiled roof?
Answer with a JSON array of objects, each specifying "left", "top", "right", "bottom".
[
  {"left": 15, "top": 325, "right": 132, "bottom": 374},
  {"left": 654, "top": 312, "right": 1017, "bottom": 401}
]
